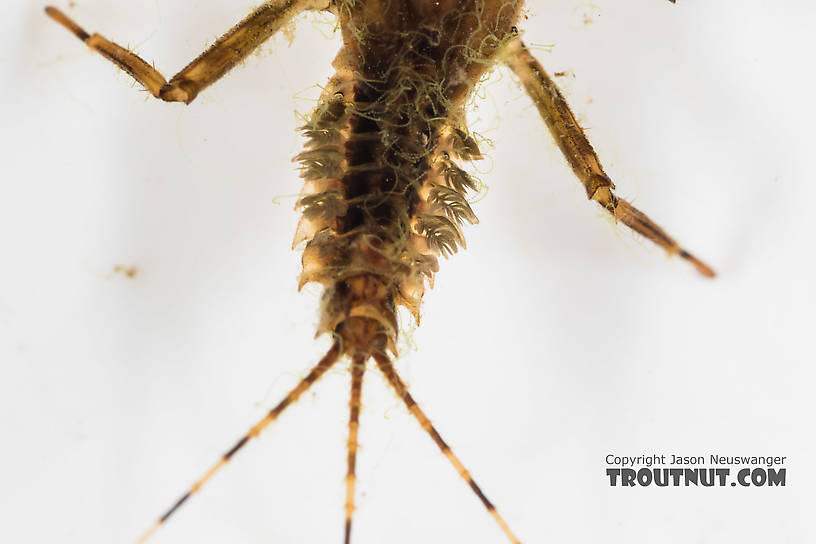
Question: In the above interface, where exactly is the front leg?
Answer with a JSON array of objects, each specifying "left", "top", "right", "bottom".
[
  {"left": 502, "top": 38, "right": 714, "bottom": 278},
  {"left": 45, "top": 0, "right": 329, "bottom": 104}
]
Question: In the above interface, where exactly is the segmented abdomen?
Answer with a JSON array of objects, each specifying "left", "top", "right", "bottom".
[{"left": 293, "top": 64, "right": 482, "bottom": 357}]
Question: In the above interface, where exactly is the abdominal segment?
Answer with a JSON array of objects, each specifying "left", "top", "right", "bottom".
[
  {"left": 293, "top": 1, "right": 520, "bottom": 357},
  {"left": 293, "top": 77, "right": 472, "bottom": 356}
]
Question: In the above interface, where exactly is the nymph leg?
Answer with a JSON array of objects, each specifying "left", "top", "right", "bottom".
[
  {"left": 45, "top": 0, "right": 329, "bottom": 104},
  {"left": 502, "top": 38, "right": 714, "bottom": 277}
]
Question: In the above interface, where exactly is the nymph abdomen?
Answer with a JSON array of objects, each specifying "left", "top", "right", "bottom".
[
  {"left": 294, "top": 74, "right": 476, "bottom": 356},
  {"left": 293, "top": 0, "right": 521, "bottom": 357}
]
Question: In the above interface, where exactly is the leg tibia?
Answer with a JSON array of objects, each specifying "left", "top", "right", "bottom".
[
  {"left": 46, "top": 0, "right": 326, "bottom": 104},
  {"left": 502, "top": 38, "right": 715, "bottom": 277}
]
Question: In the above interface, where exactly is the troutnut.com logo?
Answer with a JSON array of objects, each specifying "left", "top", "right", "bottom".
[{"left": 605, "top": 454, "right": 787, "bottom": 487}]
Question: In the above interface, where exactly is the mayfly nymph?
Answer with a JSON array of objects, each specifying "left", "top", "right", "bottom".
[{"left": 45, "top": 0, "right": 712, "bottom": 542}]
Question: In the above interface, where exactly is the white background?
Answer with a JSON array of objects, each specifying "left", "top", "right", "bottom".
[{"left": 1, "top": 0, "right": 814, "bottom": 543}]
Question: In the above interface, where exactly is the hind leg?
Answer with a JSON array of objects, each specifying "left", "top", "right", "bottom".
[
  {"left": 502, "top": 38, "right": 715, "bottom": 277},
  {"left": 45, "top": 0, "right": 329, "bottom": 104}
]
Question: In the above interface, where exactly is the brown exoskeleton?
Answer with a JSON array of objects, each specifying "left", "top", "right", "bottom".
[{"left": 45, "top": 0, "right": 712, "bottom": 542}]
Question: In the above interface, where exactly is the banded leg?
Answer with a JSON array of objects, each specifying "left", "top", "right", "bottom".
[
  {"left": 344, "top": 355, "right": 366, "bottom": 544},
  {"left": 372, "top": 353, "right": 522, "bottom": 544},
  {"left": 502, "top": 38, "right": 715, "bottom": 278},
  {"left": 134, "top": 342, "right": 342, "bottom": 544},
  {"left": 45, "top": 0, "right": 329, "bottom": 104}
]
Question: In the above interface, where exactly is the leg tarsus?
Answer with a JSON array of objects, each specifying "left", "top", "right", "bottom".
[
  {"left": 46, "top": 0, "right": 324, "bottom": 104},
  {"left": 46, "top": 6, "right": 172, "bottom": 100},
  {"left": 44, "top": 6, "right": 89, "bottom": 41},
  {"left": 592, "top": 187, "right": 716, "bottom": 278},
  {"left": 502, "top": 37, "right": 715, "bottom": 278}
]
